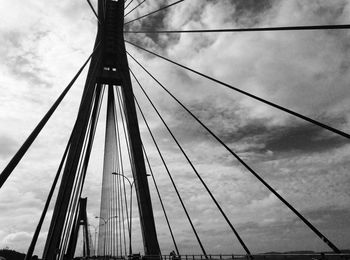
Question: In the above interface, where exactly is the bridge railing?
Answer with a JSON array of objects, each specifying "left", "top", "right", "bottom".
[
  {"left": 89, "top": 254, "right": 350, "bottom": 260},
  {"left": 153, "top": 254, "right": 350, "bottom": 260},
  {"left": 87, "top": 254, "right": 350, "bottom": 260}
]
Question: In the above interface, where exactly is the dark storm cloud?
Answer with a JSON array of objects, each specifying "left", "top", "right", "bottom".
[
  {"left": 124, "top": 1, "right": 181, "bottom": 49},
  {"left": 231, "top": 0, "right": 275, "bottom": 26},
  {"left": 303, "top": 207, "right": 350, "bottom": 230},
  {"left": 234, "top": 0, "right": 274, "bottom": 14},
  {"left": 237, "top": 207, "right": 350, "bottom": 252},
  {"left": 148, "top": 94, "right": 349, "bottom": 160},
  {"left": 125, "top": 0, "right": 275, "bottom": 48},
  {"left": 264, "top": 123, "right": 348, "bottom": 154}
]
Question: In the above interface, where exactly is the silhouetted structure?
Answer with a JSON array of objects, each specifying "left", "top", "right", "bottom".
[{"left": 0, "top": 0, "right": 350, "bottom": 259}]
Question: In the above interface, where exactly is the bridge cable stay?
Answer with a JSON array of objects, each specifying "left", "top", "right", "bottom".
[
  {"left": 59, "top": 85, "right": 103, "bottom": 253},
  {"left": 86, "top": 0, "right": 101, "bottom": 24},
  {"left": 120, "top": 154, "right": 127, "bottom": 256},
  {"left": 115, "top": 158, "right": 121, "bottom": 256},
  {"left": 24, "top": 139, "right": 72, "bottom": 260},
  {"left": 3, "top": 42, "right": 102, "bottom": 257},
  {"left": 112, "top": 114, "right": 118, "bottom": 257},
  {"left": 27, "top": 45, "right": 102, "bottom": 257},
  {"left": 121, "top": 168, "right": 128, "bottom": 255},
  {"left": 113, "top": 143, "right": 122, "bottom": 256},
  {"left": 115, "top": 87, "right": 136, "bottom": 183},
  {"left": 66, "top": 199, "right": 84, "bottom": 258},
  {"left": 98, "top": 85, "right": 120, "bottom": 257},
  {"left": 53, "top": 85, "right": 99, "bottom": 258},
  {"left": 114, "top": 176, "right": 118, "bottom": 257},
  {"left": 26, "top": 61, "right": 103, "bottom": 259},
  {"left": 112, "top": 48, "right": 208, "bottom": 256},
  {"left": 108, "top": 111, "right": 116, "bottom": 257},
  {"left": 124, "top": 0, "right": 185, "bottom": 25},
  {"left": 107, "top": 122, "right": 113, "bottom": 257},
  {"left": 115, "top": 88, "right": 138, "bottom": 256},
  {"left": 113, "top": 98, "right": 129, "bottom": 257},
  {"left": 0, "top": 45, "right": 100, "bottom": 190},
  {"left": 113, "top": 162, "right": 117, "bottom": 256},
  {"left": 60, "top": 89, "right": 98, "bottom": 254},
  {"left": 64, "top": 83, "right": 104, "bottom": 258},
  {"left": 126, "top": 51, "right": 342, "bottom": 254},
  {"left": 117, "top": 86, "right": 173, "bottom": 256},
  {"left": 113, "top": 88, "right": 131, "bottom": 255},
  {"left": 119, "top": 158, "right": 128, "bottom": 255},
  {"left": 124, "top": 24, "right": 350, "bottom": 34},
  {"left": 114, "top": 89, "right": 131, "bottom": 256},
  {"left": 60, "top": 67, "right": 105, "bottom": 230},
  {"left": 116, "top": 86, "right": 141, "bottom": 257},
  {"left": 130, "top": 69, "right": 252, "bottom": 256},
  {"left": 76, "top": 86, "right": 105, "bottom": 255},
  {"left": 110, "top": 176, "right": 118, "bottom": 256},
  {"left": 142, "top": 143, "right": 180, "bottom": 256},
  {"left": 108, "top": 121, "right": 115, "bottom": 256},
  {"left": 115, "top": 87, "right": 137, "bottom": 187},
  {"left": 125, "top": 42, "right": 350, "bottom": 140},
  {"left": 61, "top": 84, "right": 105, "bottom": 259},
  {"left": 60, "top": 120, "right": 92, "bottom": 256},
  {"left": 106, "top": 125, "right": 110, "bottom": 257},
  {"left": 114, "top": 88, "right": 131, "bottom": 249},
  {"left": 111, "top": 150, "right": 116, "bottom": 256},
  {"left": 117, "top": 160, "right": 123, "bottom": 255},
  {"left": 116, "top": 85, "right": 180, "bottom": 255},
  {"left": 112, "top": 169, "right": 117, "bottom": 256},
  {"left": 125, "top": 0, "right": 135, "bottom": 11},
  {"left": 133, "top": 94, "right": 208, "bottom": 257},
  {"left": 125, "top": 0, "right": 147, "bottom": 18},
  {"left": 110, "top": 146, "right": 114, "bottom": 257},
  {"left": 96, "top": 86, "right": 106, "bottom": 256},
  {"left": 110, "top": 138, "right": 115, "bottom": 257},
  {"left": 112, "top": 116, "right": 122, "bottom": 258}
]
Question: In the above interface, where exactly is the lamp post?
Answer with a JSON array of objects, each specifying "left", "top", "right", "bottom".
[
  {"left": 112, "top": 172, "right": 134, "bottom": 256},
  {"left": 95, "top": 215, "right": 117, "bottom": 259}
]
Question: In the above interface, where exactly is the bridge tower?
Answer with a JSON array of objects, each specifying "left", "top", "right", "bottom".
[{"left": 42, "top": 0, "right": 160, "bottom": 258}]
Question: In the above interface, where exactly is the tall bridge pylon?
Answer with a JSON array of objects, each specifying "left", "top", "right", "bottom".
[{"left": 41, "top": 0, "right": 160, "bottom": 258}]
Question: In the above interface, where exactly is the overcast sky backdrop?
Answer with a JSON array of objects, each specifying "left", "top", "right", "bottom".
[{"left": 0, "top": 0, "right": 350, "bottom": 256}]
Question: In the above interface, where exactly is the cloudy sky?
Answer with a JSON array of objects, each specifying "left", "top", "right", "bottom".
[{"left": 0, "top": 0, "right": 350, "bottom": 257}]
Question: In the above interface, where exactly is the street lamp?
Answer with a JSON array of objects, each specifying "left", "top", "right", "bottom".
[
  {"left": 95, "top": 215, "right": 117, "bottom": 259},
  {"left": 112, "top": 172, "right": 134, "bottom": 256}
]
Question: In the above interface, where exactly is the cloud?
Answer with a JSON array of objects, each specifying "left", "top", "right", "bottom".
[{"left": 0, "top": 136, "right": 18, "bottom": 158}]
